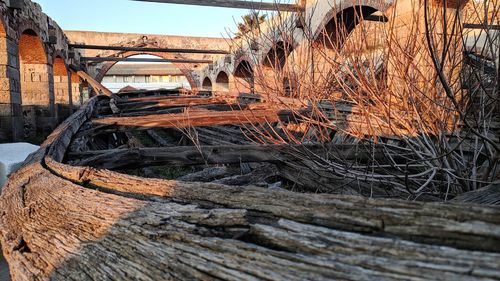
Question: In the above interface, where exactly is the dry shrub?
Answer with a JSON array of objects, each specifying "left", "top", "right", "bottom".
[{"left": 225, "top": 0, "right": 499, "bottom": 200}]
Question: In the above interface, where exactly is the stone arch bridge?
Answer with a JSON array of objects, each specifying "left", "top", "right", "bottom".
[
  {"left": 0, "top": 0, "right": 81, "bottom": 142},
  {"left": 0, "top": 1, "right": 228, "bottom": 143},
  {"left": 64, "top": 30, "right": 230, "bottom": 89},
  {"left": 0, "top": 0, "right": 474, "bottom": 144}
]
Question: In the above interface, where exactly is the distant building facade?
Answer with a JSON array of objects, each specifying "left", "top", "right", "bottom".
[{"left": 102, "top": 63, "right": 191, "bottom": 93}]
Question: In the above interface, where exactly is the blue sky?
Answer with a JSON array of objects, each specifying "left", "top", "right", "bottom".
[{"left": 33, "top": 0, "right": 263, "bottom": 38}]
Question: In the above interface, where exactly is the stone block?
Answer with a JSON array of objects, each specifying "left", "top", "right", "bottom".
[
  {"left": 31, "top": 73, "right": 40, "bottom": 82},
  {"left": 0, "top": 104, "right": 12, "bottom": 116},
  {"left": 0, "top": 91, "right": 10, "bottom": 104},
  {"left": 7, "top": 66, "right": 19, "bottom": 80},
  {"left": 10, "top": 79, "right": 20, "bottom": 93},
  {"left": 40, "top": 74, "right": 49, "bottom": 82},
  {"left": 0, "top": 40, "right": 6, "bottom": 53},
  {"left": 6, "top": 40, "right": 18, "bottom": 55},
  {"left": 8, "top": 54, "right": 18, "bottom": 69},
  {"left": 0, "top": 52, "right": 8, "bottom": 65},
  {"left": 0, "top": 78, "right": 10, "bottom": 91}
]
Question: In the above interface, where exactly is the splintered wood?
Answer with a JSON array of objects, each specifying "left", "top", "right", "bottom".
[{"left": 0, "top": 89, "right": 499, "bottom": 280}]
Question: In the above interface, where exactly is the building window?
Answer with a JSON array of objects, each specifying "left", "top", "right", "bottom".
[{"left": 102, "top": 76, "right": 114, "bottom": 83}]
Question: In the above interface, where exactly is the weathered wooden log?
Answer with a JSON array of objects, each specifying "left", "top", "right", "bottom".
[
  {"left": 195, "top": 127, "right": 252, "bottom": 144},
  {"left": 1, "top": 94, "right": 500, "bottom": 281},
  {"left": 212, "top": 164, "right": 279, "bottom": 186},
  {"left": 177, "top": 167, "right": 230, "bottom": 182},
  {"left": 47, "top": 155, "right": 500, "bottom": 250},
  {"left": 145, "top": 129, "right": 176, "bottom": 147},
  {"left": 108, "top": 104, "right": 238, "bottom": 118},
  {"left": 66, "top": 144, "right": 406, "bottom": 170},
  {"left": 91, "top": 109, "right": 306, "bottom": 132},
  {"left": 11, "top": 158, "right": 500, "bottom": 280},
  {"left": 117, "top": 97, "right": 228, "bottom": 110},
  {"left": 451, "top": 184, "right": 500, "bottom": 205}
]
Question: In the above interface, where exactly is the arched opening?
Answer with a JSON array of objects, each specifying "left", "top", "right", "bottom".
[
  {"left": 317, "top": 6, "right": 380, "bottom": 49},
  {"left": 70, "top": 70, "right": 83, "bottom": 106},
  {"left": 283, "top": 77, "right": 292, "bottom": 97},
  {"left": 202, "top": 77, "right": 212, "bottom": 91},
  {"left": 18, "top": 29, "right": 53, "bottom": 143},
  {"left": 53, "top": 56, "right": 71, "bottom": 105},
  {"left": 309, "top": 6, "right": 385, "bottom": 91},
  {"left": 215, "top": 71, "right": 230, "bottom": 92},
  {"left": 262, "top": 41, "right": 295, "bottom": 95},
  {"left": 263, "top": 41, "right": 294, "bottom": 70},
  {"left": 234, "top": 60, "right": 254, "bottom": 94},
  {"left": 19, "top": 29, "right": 50, "bottom": 106},
  {"left": 99, "top": 54, "right": 194, "bottom": 93}
]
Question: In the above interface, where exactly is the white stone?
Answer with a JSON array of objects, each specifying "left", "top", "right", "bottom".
[{"left": 0, "top": 142, "right": 39, "bottom": 188}]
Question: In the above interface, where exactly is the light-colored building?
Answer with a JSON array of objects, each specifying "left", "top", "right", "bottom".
[{"left": 102, "top": 63, "right": 191, "bottom": 92}]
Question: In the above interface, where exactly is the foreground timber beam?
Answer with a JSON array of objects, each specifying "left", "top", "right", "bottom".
[
  {"left": 70, "top": 44, "right": 229, "bottom": 54},
  {"left": 81, "top": 57, "right": 213, "bottom": 64},
  {"left": 76, "top": 71, "right": 113, "bottom": 96},
  {"left": 132, "top": 0, "right": 304, "bottom": 11}
]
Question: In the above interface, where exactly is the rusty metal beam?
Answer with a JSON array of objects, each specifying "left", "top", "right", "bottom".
[
  {"left": 70, "top": 44, "right": 229, "bottom": 54},
  {"left": 81, "top": 57, "right": 213, "bottom": 64},
  {"left": 131, "top": 0, "right": 304, "bottom": 11},
  {"left": 464, "top": 23, "right": 500, "bottom": 30},
  {"left": 365, "top": 15, "right": 388, "bottom": 22}
]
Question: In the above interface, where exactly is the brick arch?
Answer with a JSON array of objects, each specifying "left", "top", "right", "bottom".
[
  {"left": 215, "top": 70, "right": 230, "bottom": 91},
  {"left": 18, "top": 28, "right": 52, "bottom": 107},
  {"left": 312, "top": 1, "right": 391, "bottom": 45},
  {"left": 0, "top": 12, "right": 6, "bottom": 37},
  {"left": 95, "top": 51, "right": 198, "bottom": 89},
  {"left": 261, "top": 40, "right": 296, "bottom": 70},
  {"left": 19, "top": 29, "right": 48, "bottom": 64},
  {"left": 201, "top": 76, "right": 212, "bottom": 91},
  {"left": 16, "top": 18, "right": 50, "bottom": 55},
  {"left": 53, "top": 55, "right": 72, "bottom": 105},
  {"left": 234, "top": 59, "right": 254, "bottom": 78},
  {"left": 17, "top": 28, "right": 54, "bottom": 141},
  {"left": 233, "top": 58, "right": 254, "bottom": 94},
  {"left": 52, "top": 55, "right": 68, "bottom": 76},
  {"left": 52, "top": 49, "right": 71, "bottom": 67},
  {"left": 233, "top": 55, "right": 255, "bottom": 73}
]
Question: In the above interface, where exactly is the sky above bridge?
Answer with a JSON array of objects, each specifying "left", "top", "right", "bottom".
[{"left": 34, "top": 0, "right": 286, "bottom": 38}]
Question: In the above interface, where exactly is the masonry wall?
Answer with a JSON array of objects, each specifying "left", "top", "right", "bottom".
[{"left": 0, "top": 0, "right": 81, "bottom": 143}]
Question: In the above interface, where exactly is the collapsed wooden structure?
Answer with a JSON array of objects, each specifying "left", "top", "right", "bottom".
[{"left": 1, "top": 89, "right": 500, "bottom": 280}]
